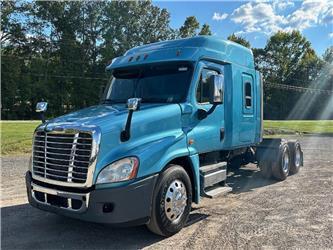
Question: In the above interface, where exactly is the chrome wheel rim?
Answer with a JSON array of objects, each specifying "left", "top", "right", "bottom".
[
  {"left": 282, "top": 149, "right": 289, "bottom": 173},
  {"left": 164, "top": 179, "right": 187, "bottom": 222},
  {"left": 295, "top": 147, "right": 301, "bottom": 167}
]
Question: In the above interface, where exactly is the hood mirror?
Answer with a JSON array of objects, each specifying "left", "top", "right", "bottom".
[
  {"left": 127, "top": 98, "right": 141, "bottom": 111},
  {"left": 36, "top": 101, "right": 48, "bottom": 113},
  {"left": 36, "top": 101, "right": 48, "bottom": 123}
]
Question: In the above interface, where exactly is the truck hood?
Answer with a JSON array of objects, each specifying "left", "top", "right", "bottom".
[
  {"left": 44, "top": 103, "right": 166, "bottom": 133},
  {"left": 43, "top": 103, "right": 184, "bottom": 156},
  {"left": 38, "top": 103, "right": 187, "bottom": 182}
]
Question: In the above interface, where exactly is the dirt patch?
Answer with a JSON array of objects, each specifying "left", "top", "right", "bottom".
[{"left": 1, "top": 136, "right": 333, "bottom": 249}]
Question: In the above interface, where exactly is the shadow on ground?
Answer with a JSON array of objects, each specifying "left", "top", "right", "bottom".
[
  {"left": 1, "top": 166, "right": 275, "bottom": 249},
  {"left": 226, "top": 165, "right": 277, "bottom": 193},
  {"left": 1, "top": 164, "right": 280, "bottom": 249},
  {"left": 1, "top": 203, "right": 208, "bottom": 249}
]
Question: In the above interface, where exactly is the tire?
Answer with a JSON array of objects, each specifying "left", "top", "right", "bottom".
[
  {"left": 289, "top": 141, "right": 302, "bottom": 175},
  {"left": 271, "top": 142, "right": 290, "bottom": 181},
  {"left": 147, "top": 164, "right": 192, "bottom": 237},
  {"left": 259, "top": 160, "right": 272, "bottom": 179}
]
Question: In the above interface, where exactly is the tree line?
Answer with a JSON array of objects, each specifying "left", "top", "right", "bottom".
[{"left": 1, "top": 0, "right": 332, "bottom": 120}]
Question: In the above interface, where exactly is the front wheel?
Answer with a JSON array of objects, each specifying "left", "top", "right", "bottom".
[{"left": 147, "top": 165, "right": 192, "bottom": 237}]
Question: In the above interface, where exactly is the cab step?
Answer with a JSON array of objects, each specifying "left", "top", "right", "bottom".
[
  {"left": 204, "top": 185, "right": 232, "bottom": 198},
  {"left": 200, "top": 162, "right": 231, "bottom": 198}
]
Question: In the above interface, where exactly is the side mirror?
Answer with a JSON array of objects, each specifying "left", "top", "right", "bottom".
[
  {"left": 127, "top": 98, "right": 141, "bottom": 111},
  {"left": 36, "top": 101, "right": 48, "bottom": 123},
  {"left": 36, "top": 102, "right": 48, "bottom": 113},
  {"left": 208, "top": 75, "right": 224, "bottom": 105}
]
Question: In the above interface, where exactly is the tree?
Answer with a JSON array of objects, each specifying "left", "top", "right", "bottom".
[
  {"left": 198, "top": 24, "right": 212, "bottom": 36},
  {"left": 321, "top": 46, "right": 333, "bottom": 91},
  {"left": 179, "top": 16, "right": 200, "bottom": 38},
  {"left": 4, "top": 1, "right": 328, "bottom": 121},
  {"left": 1, "top": 0, "right": 179, "bottom": 119},
  {"left": 101, "top": 1, "right": 174, "bottom": 60},
  {"left": 227, "top": 33, "right": 251, "bottom": 48},
  {"left": 263, "top": 31, "right": 320, "bottom": 85},
  {"left": 323, "top": 46, "right": 333, "bottom": 64},
  {"left": 0, "top": 1, "right": 28, "bottom": 48},
  {"left": 259, "top": 30, "right": 323, "bottom": 119}
]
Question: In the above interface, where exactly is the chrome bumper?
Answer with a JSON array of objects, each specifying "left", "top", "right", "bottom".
[{"left": 31, "top": 182, "right": 89, "bottom": 213}]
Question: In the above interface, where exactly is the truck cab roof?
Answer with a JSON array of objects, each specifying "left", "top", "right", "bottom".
[{"left": 106, "top": 36, "right": 254, "bottom": 71}]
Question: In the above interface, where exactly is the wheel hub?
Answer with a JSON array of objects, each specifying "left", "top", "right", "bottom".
[
  {"left": 282, "top": 149, "right": 289, "bottom": 173},
  {"left": 295, "top": 147, "right": 301, "bottom": 167},
  {"left": 164, "top": 180, "right": 187, "bottom": 222}
]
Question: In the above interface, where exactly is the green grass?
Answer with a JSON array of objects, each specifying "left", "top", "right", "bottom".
[
  {"left": 1, "top": 120, "right": 332, "bottom": 156},
  {"left": 1, "top": 121, "right": 40, "bottom": 156},
  {"left": 264, "top": 120, "right": 333, "bottom": 134}
]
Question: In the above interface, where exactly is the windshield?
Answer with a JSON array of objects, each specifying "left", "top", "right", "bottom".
[{"left": 103, "top": 62, "right": 193, "bottom": 104}]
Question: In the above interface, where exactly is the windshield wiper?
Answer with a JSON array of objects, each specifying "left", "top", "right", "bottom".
[
  {"left": 101, "top": 99, "right": 127, "bottom": 104},
  {"left": 141, "top": 98, "right": 169, "bottom": 103}
]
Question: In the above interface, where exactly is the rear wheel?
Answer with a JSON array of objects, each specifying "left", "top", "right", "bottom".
[
  {"left": 271, "top": 143, "right": 290, "bottom": 181},
  {"left": 289, "top": 141, "right": 302, "bottom": 175},
  {"left": 147, "top": 165, "right": 192, "bottom": 237}
]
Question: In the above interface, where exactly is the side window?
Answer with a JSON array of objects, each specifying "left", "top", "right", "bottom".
[
  {"left": 196, "top": 68, "right": 218, "bottom": 104},
  {"left": 244, "top": 82, "right": 252, "bottom": 108}
]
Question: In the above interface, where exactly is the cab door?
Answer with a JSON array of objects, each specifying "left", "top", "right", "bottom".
[{"left": 187, "top": 60, "right": 225, "bottom": 154}]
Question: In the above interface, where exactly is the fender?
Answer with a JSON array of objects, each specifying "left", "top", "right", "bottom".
[
  {"left": 94, "top": 132, "right": 201, "bottom": 203},
  {"left": 94, "top": 132, "right": 188, "bottom": 182}
]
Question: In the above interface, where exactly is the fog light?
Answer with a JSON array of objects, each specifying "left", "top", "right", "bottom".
[{"left": 103, "top": 203, "right": 114, "bottom": 213}]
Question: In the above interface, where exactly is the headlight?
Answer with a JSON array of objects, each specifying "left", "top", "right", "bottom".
[{"left": 96, "top": 157, "right": 139, "bottom": 184}]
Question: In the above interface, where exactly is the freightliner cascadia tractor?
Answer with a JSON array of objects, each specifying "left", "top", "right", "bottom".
[{"left": 26, "top": 36, "right": 303, "bottom": 236}]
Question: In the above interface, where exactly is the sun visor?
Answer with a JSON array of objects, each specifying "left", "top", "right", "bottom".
[{"left": 105, "top": 47, "right": 199, "bottom": 71}]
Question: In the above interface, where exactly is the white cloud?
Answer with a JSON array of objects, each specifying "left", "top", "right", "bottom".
[
  {"left": 229, "top": 0, "right": 333, "bottom": 35},
  {"left": 212, "top": 12, "right": 228, "bottom": 21},
  {"left": 231, "top": 2, "right": 287, "bottom": 35},
  {"left": 273, "top": 0, "right": 294, "bottom": 11},
  {"left": 329, "top": 33, "right": 333, "bottom": 38},
  {"left": 287, "top": 0, "right": 333, "bottom": 31}
]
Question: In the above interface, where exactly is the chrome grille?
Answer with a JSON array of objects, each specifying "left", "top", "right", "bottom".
[{"left": 32, "top": 131, "right": 93, "bottom": 184}]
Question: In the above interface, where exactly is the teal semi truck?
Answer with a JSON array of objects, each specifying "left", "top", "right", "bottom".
[{"left": 26, "top": 36, "right": 303, "bottom": 236}]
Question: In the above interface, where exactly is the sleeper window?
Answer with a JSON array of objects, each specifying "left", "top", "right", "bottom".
[
  {"left": 196, "top": 69, "right": 218, "bottom": 104},
  {"left": 244, "top": 82, "right": 252, "bottom": 108}
]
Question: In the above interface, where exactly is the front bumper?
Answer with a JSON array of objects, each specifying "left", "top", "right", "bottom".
[{"left": 26, "top": 171, "right": 158, "bottom": 226}]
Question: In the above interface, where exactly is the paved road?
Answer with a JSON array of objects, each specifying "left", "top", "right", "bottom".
[{"left": 1, "top": 136, "right": 333, "bottom": 249}]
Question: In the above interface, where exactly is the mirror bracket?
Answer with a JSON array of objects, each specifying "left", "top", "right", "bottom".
[
  {"left": 197, "top": 104, "right": 218, "bottom": 120},
  {"left": 36, "top": 101, "right": 48, "bottom": 123},
  {"left": 121, "top": 98, "right": 141, "bottom": 142}
]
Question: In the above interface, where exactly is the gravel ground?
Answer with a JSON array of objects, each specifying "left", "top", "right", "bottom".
[{"left": 1, "top": 136, "right": 333, "bottom": 249}]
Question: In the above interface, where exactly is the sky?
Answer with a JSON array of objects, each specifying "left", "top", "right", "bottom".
[{"left": 154, "top": 0, "right": 333, "bottom": 56}]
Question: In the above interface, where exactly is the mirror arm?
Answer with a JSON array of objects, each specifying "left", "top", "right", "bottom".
[
  {"left": 206, "top": 104, "right": 218, "bottom": 115},
  {"left": 197, "top": 104, "right": 218, "bottom": 120},
  {"left": 40, "top": 112, "right": 46, "bottom": 124},
  {"left": 121, "top": 98, "right": 141, "bottom": 142},
  {"left": 36, "top": 101, "right": 48, "bottom": 123},
  {"left": 120, "top": 109, "right": 134, "bottom": 142}
]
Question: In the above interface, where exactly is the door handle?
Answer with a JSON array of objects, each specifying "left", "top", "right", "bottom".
[{"left": 220, "top": 128, "right": 225, "bottom": 141}]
